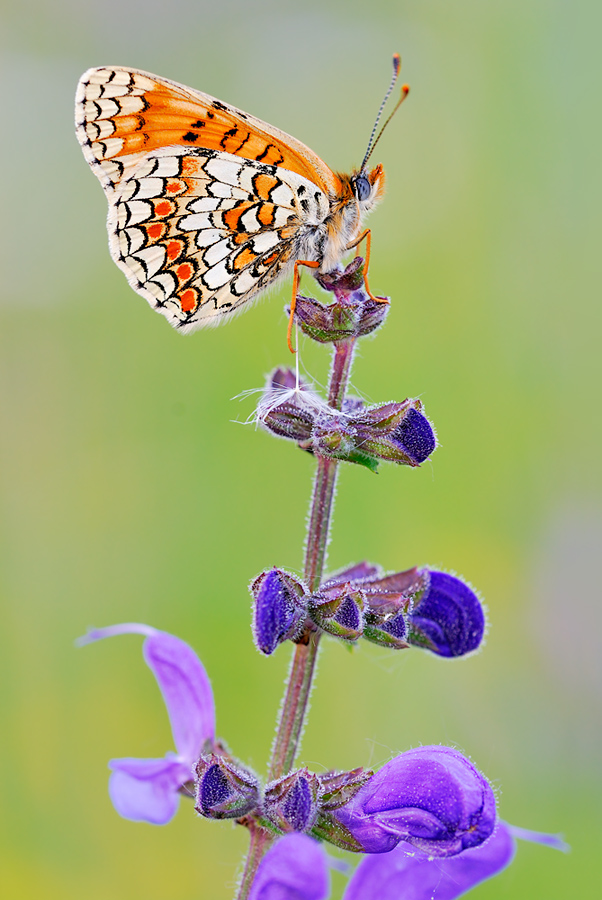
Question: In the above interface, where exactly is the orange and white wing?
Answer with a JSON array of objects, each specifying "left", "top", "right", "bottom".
[
  {"left": 104, "top": 144, "right": 334, "bottom": 330},
  {"left": 75, "top": 66, "right": 341, "bottom": 196},
  {"left": 75, "top": 66, "right": 338, "bottom": 329}
]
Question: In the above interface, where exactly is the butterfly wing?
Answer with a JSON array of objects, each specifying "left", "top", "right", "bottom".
[
  {"left": 76, "top": 66, "right": 341, "bottom": 197},
  {"left": 75, "top": 66, "right": 340, "bottom": 328},
  {"left": 108, "top": 144, "right": 333, "bottom": 330}
]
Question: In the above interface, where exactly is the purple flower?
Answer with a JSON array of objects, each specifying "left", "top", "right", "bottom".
[
  {"left": 323, "top": 565, "right": 486, "bottom": 658},
  {"left": 249, "top": 833, "right": 329, "bottom": 900},
  {"left": 344, "top": 820, "right": 568, "bottom": 899},
  {"left": 332, "top": 746, "right": 496, "bottom": 857},
  {"left": 408, "top": 571, "right": 485, "bottom": 658},
  {"left": 78, "top": 623, "right": 215, "bottom": 825},
  {"left": 250, "top": 822, "right": 567, "bottom": 900}
]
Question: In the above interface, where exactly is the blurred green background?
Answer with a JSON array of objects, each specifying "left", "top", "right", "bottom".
[{"left": 1, "top": 0, "right": 600, "bottom": 897}]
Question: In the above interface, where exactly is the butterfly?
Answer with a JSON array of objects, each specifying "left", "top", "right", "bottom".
[{"left": 75, "top": 56, "right": 408, "bottom": 350}]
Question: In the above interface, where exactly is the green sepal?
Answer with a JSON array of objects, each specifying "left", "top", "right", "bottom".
[
  {"left": 362, "top": 622, "right": 409, "bottom": 650},
  {"left": 311, "top": 812, "right": 365, "bottom": 853}
]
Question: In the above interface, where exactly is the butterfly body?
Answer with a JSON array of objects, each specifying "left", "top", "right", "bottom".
[{"left": 75, "top": 67, "right": 388, "bottom": 333}]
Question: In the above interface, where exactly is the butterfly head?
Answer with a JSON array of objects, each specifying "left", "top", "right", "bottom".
[{"left": 351, "top": 165, "right": 385, "bottom": 211}]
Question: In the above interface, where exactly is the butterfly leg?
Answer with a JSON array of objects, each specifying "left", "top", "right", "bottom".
[
  {"left": 346, "top": 229, "right": 390, "bottom": 305},
  {"left": 288, "top": 259, "right": 321, "bottom": 353}
]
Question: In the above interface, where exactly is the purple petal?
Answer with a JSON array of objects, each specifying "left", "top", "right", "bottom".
[
  {"left": 508, "top": 824, "right": 570, "bottom": 852},
  {"left": 79, "top": 623, "right": 215, "bottom": 760},
  {"left": 408, "top": 572, "right": 485, "bottom": 658},
  {"left": 142, "top": 630, "right": 215, "bottom": 759},
  {"left": 391, "top": 407, "right": 436, "bottom": 464},
  {"left": 108, "top": 756, "right": 192, "bottom": 825},
  {"left": 345, "top": 821, "right": 515, "bottom": 900},
  {"left": 252, "top": 570, "right": 303, "bottom": 656},
  {"left": 335, "top": 746, "right": 496, "bottom": 856},
  {"left": 249, "top": 834, "right": 330, "bottom": 900}
]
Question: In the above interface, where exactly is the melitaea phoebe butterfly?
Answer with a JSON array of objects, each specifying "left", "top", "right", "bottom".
[{"left": 75, "top": 56, "right": 408, "bottom": 349}]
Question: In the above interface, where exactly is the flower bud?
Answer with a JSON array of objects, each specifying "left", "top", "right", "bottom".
[
  {"left": 311, "top": 413, "right": 380, "bottom": 472},
  {"left": 362, "top": 610, "right": 409, "bottom": 649},
  {"left": 292, "top": 257, "right": 389, "bottom": 343},
  {"left": 361, "top": 567, "right": 427, "bottom": 616},
  {"left": 322, "top": 566, "right": 425, "bottom": 651},
  {"left": 256, "top": 368, "right": 320, "bottom": 443},
  {"left": 308, "top": 586, "right": 365, "bottom": 641},
  {"left": 331, "top": 746, "right": 497, "bottom": 857},
  {"left": 250, "top": 569, "right": 307, "bottom": 656},
  {"left": 318, "top": 767, "right": 374, "bottom": 812},
  {"left": 195, "top": 755, "right": 260, "bottom": 820},
  {"left": 353, "top": 400, "right": 436, "bottom": 467},
  {"left": 407, "top": 570, "right": 486, "bottom": 657},
  {"left": 264, "top": 768, "right": 322, "bottom": 833}
]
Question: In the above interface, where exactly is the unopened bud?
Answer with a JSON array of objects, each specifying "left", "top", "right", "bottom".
[
  {"left": 308, "top": 586, "right": 365, "bottom": 640},
  {"left": 256, "top": 368, "right": 319, "bottom": 443},
  {"left": 195, "top": 755, "right": 260, "bottom": 820},
  {"left": 318, "top": 767, "right": 374, "bottom": 812},
  {"left": 407, "top": 570, "right": 486, "bottom": 657},
  {"left": 354, "top": 400, "right": 436, "bottom": 467},
  {"left": 291, "top": 257, "right": 389, "bottom": 343},
  {"left": 250, "top": 569, "right": 307, "bottom": 656},
  {"left": 363, "top": 610, "right": 409, "bottom": 649},
  {"left": 264, "top": 769, "right": 322, "bottom": 833}
]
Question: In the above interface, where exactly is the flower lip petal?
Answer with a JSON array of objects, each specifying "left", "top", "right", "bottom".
[
  {"left": 249, "top": 833, "right": 329, "bottom": 900},
  {"left": 507, "top": 824, "right": 570, "bottom": 853},
  {"left": 108, "top": 756, "right": 191, "bottom": 825},
  {"left": 142, "top": 630, "right": 215, "bottom": 759},
  {"left": 76, "top": 622, "right": 157, "bottom": 645},
  {"left": 344, "top": 820, "right": 516, "bottom": 900}
]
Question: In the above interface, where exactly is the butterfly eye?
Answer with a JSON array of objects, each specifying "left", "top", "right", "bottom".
[{"left": 353, "top": 175, "right": 371, "bottom": 202}]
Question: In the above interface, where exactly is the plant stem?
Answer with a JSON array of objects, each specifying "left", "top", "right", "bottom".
[
  {"left": 236, "top": 821, "right": 275, "bottom": 899},
  {"left": 328, "top": 339, "right": 356, "bottom": 411},
  {"left": 236, "top": 338, "right": 356, "bottom": 899}
]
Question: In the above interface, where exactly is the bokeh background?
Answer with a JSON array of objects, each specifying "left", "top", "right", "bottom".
[{"left": 1, "top": 0, "right": 600, "bottom": 897}]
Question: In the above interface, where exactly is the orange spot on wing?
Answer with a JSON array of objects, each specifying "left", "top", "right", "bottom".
[
  {"left": 223, "top": 202, "right": 254, "bottom": 232},
  {"left": 154, "top": 200, "right": 175, "bottom": 217},
  {"left": 179, "top": 289, "right": 197, "bottom": 311},
  {"left": 258, "top": 204, "right": 276, "bottom": 227},
  {"left": 233, "top": 247, "right": 257, "bottom": 270},
  {"left": 166, "top": 179, "right": 185, "bottom": 194},
  {"left": 263, "top": 250, "right": 279, "bottom": 265},
  {"left": 146, "top": 222, "right": 165, "bottom": 240},
  {"left": 180, "top": 156, "right": 206, "bottom": 177},
  {"left": 253, "top": 173, "right": 279, "bottom": 200},
  {"left": 176, "top": 262, "right": 194, "bottom": 282},
  {"left": 234, "top": 231, "right": 250, "bottom": 245},
  {"left": 166, "top": 240, "right": 183, "bottom": 261},
  {"left": 278, "top": 225, "right": 298, "bottom": 240}
]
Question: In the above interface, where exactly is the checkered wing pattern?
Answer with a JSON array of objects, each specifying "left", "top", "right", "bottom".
[{"left": 75, "top": 67, "right": 341, "bottom": 329}]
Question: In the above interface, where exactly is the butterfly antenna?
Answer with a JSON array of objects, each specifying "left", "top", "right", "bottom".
[{"left": 360, "top": 54, "right": 409, "bottom": 171}]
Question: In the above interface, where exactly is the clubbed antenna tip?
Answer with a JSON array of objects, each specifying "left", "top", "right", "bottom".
[{"left": 361, "top": 54, "right": 409, "bottom": 172}]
